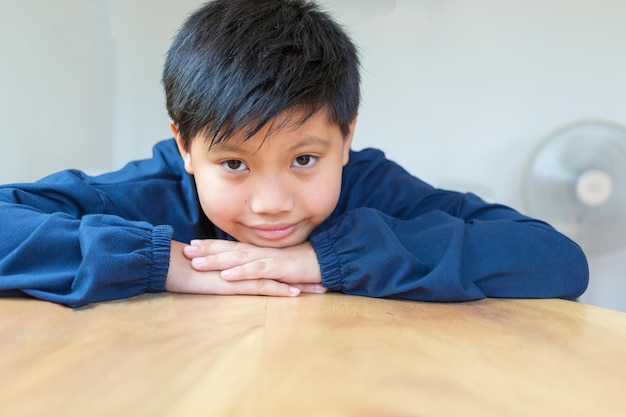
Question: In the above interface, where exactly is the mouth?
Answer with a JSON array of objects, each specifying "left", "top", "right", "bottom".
[{"left": 248, "top": 222, "right": 300, "bottom": 241}]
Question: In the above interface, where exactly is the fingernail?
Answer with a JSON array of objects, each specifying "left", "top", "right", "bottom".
[
  {"left": 221, "top": 269, "right": 233, "bottom": 279},
  {"left": 190, "top": 239, "right": 203, "bottom": 246},
  {"left": 191, "top": 257, "right": 206, "bottom": 266},
  {"left": 185, "top": 245, "right": 199, "bottom": 253},
  {"left": 313, "top": 285, "right": 327, "bottom": 293},
  {"left": 289, "top": 287, "right": 301, "bottom": 296}
]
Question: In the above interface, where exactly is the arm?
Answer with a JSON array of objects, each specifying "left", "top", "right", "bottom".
[
  {"left": 311, "top": 201, "right": 588, "bottom": 301},
  {"left": 0, "top": 172, "right": 172, "bottom": 307},
  {"left": 309, "top": 149, "right": 589, "bottom": 301}
]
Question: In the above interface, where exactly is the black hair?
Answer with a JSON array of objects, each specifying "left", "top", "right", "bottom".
[{"left": 163, "top": 0, "right": 360, "bottom": 149}]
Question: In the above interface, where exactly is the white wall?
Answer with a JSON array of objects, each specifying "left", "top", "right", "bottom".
[
  {"left": 1, "top": 0, "right": 625, "bottom": 310},
  {"left": 0, "top": 0, "right": 206, "bottom": 181}
]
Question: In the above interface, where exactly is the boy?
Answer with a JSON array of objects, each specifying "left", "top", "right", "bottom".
[{"left": 0, "top": 0, "right": 588, "bottom": 307}]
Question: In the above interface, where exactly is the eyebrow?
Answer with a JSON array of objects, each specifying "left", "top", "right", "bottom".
[
  {"left": 208, "top": 142, "right": 253, "bottom": 155},
  {"left": 210, "top": 136, "right": 331, "bottom": 154},
  {"left": 288, "top": 136, "right": 331, "bottom": 151}
]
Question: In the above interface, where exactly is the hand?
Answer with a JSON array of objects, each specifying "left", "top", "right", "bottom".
[
  {"left": 183, "top": 239, "right": 326, "bottom": 294},
  {"left": 165, "top": 240, "right": 326, "bottom": 297}
]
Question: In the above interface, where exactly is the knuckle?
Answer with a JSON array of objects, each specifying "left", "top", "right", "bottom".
[
  {"left": 232, "top": 241, "right": 246, "bottom": 250},
  {"left": 254, "top": 259, "right": 267, "bottom": 272},
  {"left": 254, "top": 279, "right": 273, "bottom": 293}
]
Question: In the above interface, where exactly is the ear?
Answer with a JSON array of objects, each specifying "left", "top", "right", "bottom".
[
  {"left": 342, "top": 116, "right": 357, "bottom": 166},
  {"left": 171, "top": 120, "right": 194, "bottom": 175}
]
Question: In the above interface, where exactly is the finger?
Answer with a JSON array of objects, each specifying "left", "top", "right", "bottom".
[
  {"left": 221, "top": 279, "right": 301, "bottom": 297},
  {"left": 165, "top": 265, "right": 300, "bottom": 297},
  {"left": 291, "top": 283, "right": 328, "bottom": 294},
  {"left": 190, "top": 249, "right": 269, "bottom": 272},
  {"left": 220, "top": 259, "right": 321, "bottom": 286},
  {"left": 189, "top": 239, "right": 254, "bottom": 252},
  {"left": 220, "top": 257, "right": 285, "bottom": 281},
  {"left": 184, "top": 239, "right": 252, "bottom": 259}
]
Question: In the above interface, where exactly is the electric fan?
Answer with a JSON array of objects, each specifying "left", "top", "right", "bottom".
[{"left": 523, "top": 120, "right": 626, "bottom": 254}]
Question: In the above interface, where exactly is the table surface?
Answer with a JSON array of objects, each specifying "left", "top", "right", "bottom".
[{"left": 1, "top": 292, "right": 626, "bottom": 417}]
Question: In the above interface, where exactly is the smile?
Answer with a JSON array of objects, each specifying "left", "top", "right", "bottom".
[{"left": 249, "top": 223, "right": 299, "bottom": 240}]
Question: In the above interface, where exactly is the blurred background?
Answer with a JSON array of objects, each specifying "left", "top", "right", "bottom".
[{"left": 1, "top": 0, "right": 625, "bottom": 310}]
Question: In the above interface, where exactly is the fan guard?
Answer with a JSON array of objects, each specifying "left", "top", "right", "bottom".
[{"left": 523, "top": 120, "right": 626, "bottom": 254}]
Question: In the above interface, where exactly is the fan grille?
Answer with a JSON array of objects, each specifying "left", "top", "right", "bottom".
[{"left": 524, "top": 120, "right": 626, "bottom": 254}]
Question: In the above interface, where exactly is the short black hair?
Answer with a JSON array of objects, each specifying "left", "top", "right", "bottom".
[{"left": 163, "top": 0, "right": 360, "bottom": 149}]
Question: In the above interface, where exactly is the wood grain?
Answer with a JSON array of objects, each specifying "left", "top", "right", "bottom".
[{"left": 1, "top": 293, "right": 625, "bottom": 417}]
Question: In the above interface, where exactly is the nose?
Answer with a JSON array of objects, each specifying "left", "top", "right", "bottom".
[{"left": 249, "top": 174, "right": 295, "bottom": 215}]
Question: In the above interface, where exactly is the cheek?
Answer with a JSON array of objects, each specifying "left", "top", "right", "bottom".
[
  {"left": 304, "top": 171, "right": 343, "bottom": 220},
  {"left": 193, "top": 175, "right": 244, "bottom": 227}
]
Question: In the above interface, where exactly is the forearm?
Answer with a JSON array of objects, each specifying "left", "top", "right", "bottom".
[
  {"left": 0, "top": 208, "right": 172, "bottom": 307},
  {"left": 165, "top": 240, "right": 223, "bottom": 293},
  {"left": 311, "top": 207, "right": 589, "bottom": 301}
]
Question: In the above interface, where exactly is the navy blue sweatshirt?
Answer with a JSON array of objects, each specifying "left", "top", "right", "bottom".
[{"left": 0, "top": 139, "right": 588, "bottom": 307}]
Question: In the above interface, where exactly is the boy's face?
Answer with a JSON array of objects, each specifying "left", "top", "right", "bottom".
[{"left": 173, "top": 110, "right": 355, "bottom": 248}]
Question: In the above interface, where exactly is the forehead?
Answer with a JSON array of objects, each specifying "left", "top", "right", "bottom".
[{"left": 205, "top": 109, "right": 341, "bottom": 151}]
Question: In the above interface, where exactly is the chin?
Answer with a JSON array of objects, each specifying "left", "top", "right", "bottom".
[
  {"left": 259, "top": 238, "right": 306, "bottom": 248},
  {"left": 241, "top": 234, "right": 308, "bottom": 248}
]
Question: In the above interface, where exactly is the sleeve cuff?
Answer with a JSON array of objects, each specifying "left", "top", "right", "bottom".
[
  {"left": 310, "top": 228, "right": 344, "bottom": 291},
  {"left": 147, "top": 225, "right": 174, "bottom": 293}
]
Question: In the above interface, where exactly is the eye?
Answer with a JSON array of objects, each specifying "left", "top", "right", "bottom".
[
  {"left": 221, "top": 159, "right": 248, "bottom": 172},
  {"left": 292, "top": 155, "right": 317, "bottom": 168}
]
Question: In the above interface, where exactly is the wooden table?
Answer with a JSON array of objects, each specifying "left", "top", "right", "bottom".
[{"left": 1, "top": 293, "right": 625, "bottom": 417}]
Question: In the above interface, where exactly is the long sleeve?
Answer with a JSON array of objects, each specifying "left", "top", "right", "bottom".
[
  {"left": 1, "top": 208, "right": 172, "bottom": 307},
  {"left": 0, "top": 140, "right": 206, "bottom": 307},
  {"left": 310, "top": 149, "right": 589, "bottom": 301}
]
